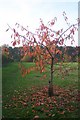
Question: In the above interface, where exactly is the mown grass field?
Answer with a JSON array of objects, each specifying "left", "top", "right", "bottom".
[{"left": 2, "top": 62, "right": 79, "bottom": 119}]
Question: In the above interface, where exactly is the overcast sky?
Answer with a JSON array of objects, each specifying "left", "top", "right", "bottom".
[{"left": 0, "top": 0, "right": 79, "bottom": 46}]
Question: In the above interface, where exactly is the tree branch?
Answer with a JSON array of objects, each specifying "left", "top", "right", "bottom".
[{"left": 58, "top": 23, "right": 78, "bottom": 41}]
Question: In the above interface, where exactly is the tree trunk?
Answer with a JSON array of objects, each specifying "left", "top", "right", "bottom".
[{"left": 48, "top": 57, "right": 54, "bottom": 97}]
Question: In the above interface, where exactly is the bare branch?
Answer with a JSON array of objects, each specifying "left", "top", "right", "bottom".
[{"left": 58, "top": 23, "right": 78, "bottom": 41}]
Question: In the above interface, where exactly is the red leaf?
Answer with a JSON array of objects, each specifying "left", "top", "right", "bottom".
[
  {"left": 51, "top": 21, "right": 54, "bottom": 25},
  {"left": 15, "top": 32, "right": 19, "bottom": 37},
  {"left": 13, "top": 41, "right": 16, "bottom": 46},
  {"left": 51, "top": 34, "right": 54, "bottom": 37}
]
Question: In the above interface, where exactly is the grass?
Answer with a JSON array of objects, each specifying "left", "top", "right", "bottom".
[{"left": 2, "top": 62, "right": 79, "bottom": 119}]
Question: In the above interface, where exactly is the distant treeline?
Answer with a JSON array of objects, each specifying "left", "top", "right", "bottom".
[{"left": 2, "top": 46, "right": 79, "bottom": 65}]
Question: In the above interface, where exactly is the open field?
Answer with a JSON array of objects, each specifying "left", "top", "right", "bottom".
[{"left": 2, "top": 62, "right": 79, "bottom": 119}]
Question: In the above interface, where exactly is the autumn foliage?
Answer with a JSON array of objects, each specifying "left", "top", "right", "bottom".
[{"left": 7, "top": 11, "right": 79, "bottom": 96}]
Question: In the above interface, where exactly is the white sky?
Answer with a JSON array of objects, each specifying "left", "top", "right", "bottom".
[{"left": 0, "top": 0, "right": 79, "bottom": 47}]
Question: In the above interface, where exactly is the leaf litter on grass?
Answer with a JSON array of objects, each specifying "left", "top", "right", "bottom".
[{"left": 3, "top": 85, "right": 79, "bottom": 118}]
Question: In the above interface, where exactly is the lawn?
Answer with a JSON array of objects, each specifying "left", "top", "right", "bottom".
[{"left": 2, "top": 62, "right": 79, "bottom": 119}]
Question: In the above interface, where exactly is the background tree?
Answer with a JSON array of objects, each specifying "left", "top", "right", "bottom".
[
  {"left": 7, "top": 12, "right": 79, "bottom": 97},
  {"left": 2, "top": 44, "right": 13, "bottom": 65}
]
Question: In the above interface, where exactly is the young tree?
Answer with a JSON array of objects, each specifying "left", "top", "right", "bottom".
[{"left": 7, "top": 12, "right": 79, "bottom": 97}]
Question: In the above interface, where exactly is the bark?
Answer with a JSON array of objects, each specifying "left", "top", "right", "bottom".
[{"left": 48, "top": 57, "right": 54, "bottom": 97}]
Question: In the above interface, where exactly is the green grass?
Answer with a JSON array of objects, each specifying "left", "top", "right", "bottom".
[
  {"left": 2, "top": 62, "right": 48, "bottom": 93},
  {"left": 2, "top": 62, "right": 78, "bottom": 119}
]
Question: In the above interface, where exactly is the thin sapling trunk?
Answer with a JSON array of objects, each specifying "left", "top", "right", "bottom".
[{"left": 48, "top": 57, "right": 54, "bottom": 97}]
